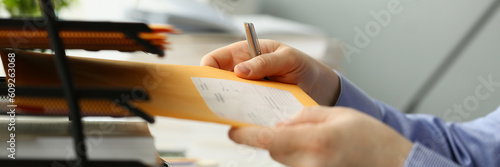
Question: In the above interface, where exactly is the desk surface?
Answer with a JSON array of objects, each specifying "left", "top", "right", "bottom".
[{"left": 64, "top": 33, "right": 341, "bottom": 66}]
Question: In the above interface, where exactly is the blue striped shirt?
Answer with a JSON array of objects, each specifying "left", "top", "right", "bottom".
[{"left": 335, "top": 73, "right": 500, "bottom": 167}]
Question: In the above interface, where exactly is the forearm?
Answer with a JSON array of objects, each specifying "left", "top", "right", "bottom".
[
  {"left": 333, "top": 73, "right": 459, "bottom": 166},
  {"left": 300, "top": 59, "right": 340, "bottom": 106},
  {"left": 333, "top": 72, "right": 500, "bottom": 166}
]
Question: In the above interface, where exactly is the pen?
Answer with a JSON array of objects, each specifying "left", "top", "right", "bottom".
[{"left": 244, "top": 22, "right": 261, "bottom": 58}]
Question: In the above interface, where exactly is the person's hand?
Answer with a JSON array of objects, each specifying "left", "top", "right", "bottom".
[
  {"left": 229, "top": 106, "right": 413, "bottom": 167},
  {"left": 201, "top": 40, "right": 340, "bottom": 105}
]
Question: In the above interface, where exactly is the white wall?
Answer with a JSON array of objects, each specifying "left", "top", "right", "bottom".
[{"left": 260, "top": 0, "right": 500, "bottom": 121}]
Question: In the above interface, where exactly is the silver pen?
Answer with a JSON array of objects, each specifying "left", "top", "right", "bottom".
[{"left": 244, "top": 22, "right": 261, "bottom": 58}]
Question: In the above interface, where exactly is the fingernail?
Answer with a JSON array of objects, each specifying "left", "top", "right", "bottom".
[{"left": 236, "top": 64, "right": 251, "bottom": 76}]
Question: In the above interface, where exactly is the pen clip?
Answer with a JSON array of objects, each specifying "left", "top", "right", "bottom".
[{"left": 244, "top": 22, "right": 261, "bottom": 58}]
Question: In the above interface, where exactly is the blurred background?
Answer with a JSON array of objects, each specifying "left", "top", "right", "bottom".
[
  {"left": 265, "top": 0, "right": 500, "bottom": 122},
  {"left": 265, "top": 0, "right": 500, "bottom": 123},
  {"left": 2, "top": 0, "right": 492, "bottom": 122},
  {"left": 1, "top": 0, "right": 499, "bottom": 166},
  {"left": 1, "top": 0, "right": 499, "bottom": 121}
]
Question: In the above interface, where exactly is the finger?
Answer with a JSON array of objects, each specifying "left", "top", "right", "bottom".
[
  {"left": 267, "top": 124, "right": 339, "bottom": 167},
  {"left": 201, "top": 41, "right": 250, "bottom": 71},
  {"left": 271, "top": 151, "right": 324, "bottom": 167},
  {"left": 228, "top": 126, "right": 275, "bottom": 149},
  {"left": 228, "top": 124, "right": 319, "bottom": 153},
  {"left": 269, "top": 151, "right": 303, "bottom": 167},
  {"left": 201, "top": 39, "right": 281, "bottom": 71},
  {"left": 229, "top": 125, "right": 332, "bottom": 167},
  {"left": 266, "top": 124, "right": 320, "bottom": 154},
  {"left": 234, "top": 47, "right": 303, "bottom": 80},
  {"left": 280, "top": 106, "right": 334, "bottom": 126}
]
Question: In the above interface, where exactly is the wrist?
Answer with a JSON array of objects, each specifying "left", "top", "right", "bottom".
[
  {"left": 378, "top": 135, "right": 413, "bottom": 167},
  {"left": 310, "top": 62, "right": 340, "bottom": 106}
]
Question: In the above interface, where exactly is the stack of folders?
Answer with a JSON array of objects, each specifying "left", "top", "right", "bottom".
[
  {"left": 0, "top": 116, "right": 162, "bottom": 167},
  {"left": 0, "top": 24, "right": 179, "bottom": 53},
  {"left": 0, "top": 96, "right": 134, "bottom": 117}
]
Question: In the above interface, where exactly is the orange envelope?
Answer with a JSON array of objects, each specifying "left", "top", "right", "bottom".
[{"left": 0, "top": 49, "right": 318, "bottom": 127}]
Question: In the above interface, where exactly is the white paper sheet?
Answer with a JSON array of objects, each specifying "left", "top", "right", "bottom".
[{"left": 192, "top": 77, "right": 303, "bottom": 127}]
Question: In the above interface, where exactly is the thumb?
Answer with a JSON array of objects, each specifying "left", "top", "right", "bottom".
[{"left": 234, "top": 51, "right": 298, "bottom": 80}]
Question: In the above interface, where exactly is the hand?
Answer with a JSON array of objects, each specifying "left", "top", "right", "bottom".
[
  {"left": 201, "top": 39, "right": 340, "bottom": 105},
  {"left": 228, "top": 106, "right": 413, "bottom": 167}
]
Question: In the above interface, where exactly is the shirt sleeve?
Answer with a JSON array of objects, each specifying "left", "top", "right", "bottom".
[{"left": 334, "top": 71, "right": 500, "bottom": 167}]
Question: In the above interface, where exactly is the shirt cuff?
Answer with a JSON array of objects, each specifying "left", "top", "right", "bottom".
[
  {"left": 333, "top": 70, "right": 383, "bottom": 120},
  {"left": 404, "top": 142, "right": 461, "bottom": 167}
]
